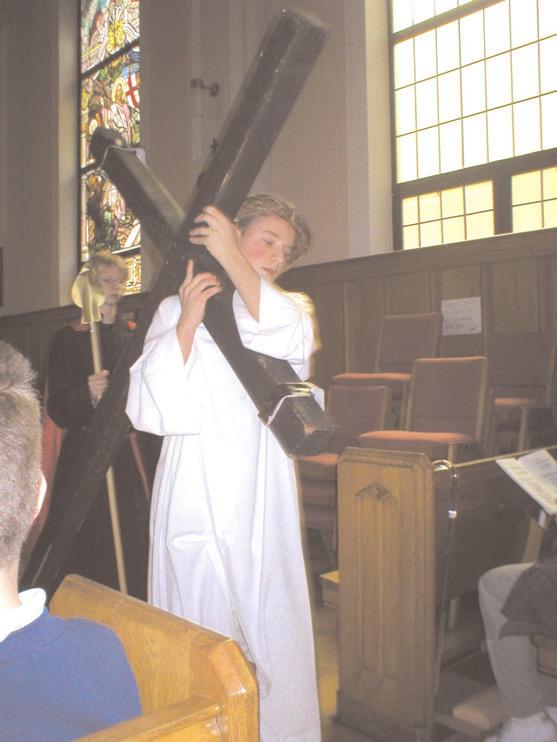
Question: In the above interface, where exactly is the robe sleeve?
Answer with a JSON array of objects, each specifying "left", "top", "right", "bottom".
[
  {"left": 125, "top": 296, "right": 202, "bottom": 436},
  {"left": 233, "top": 279, "right": 316, "bottom": 381}
]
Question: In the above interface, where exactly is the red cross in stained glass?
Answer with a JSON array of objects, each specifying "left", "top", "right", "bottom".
[{"left": 126, "top": 74, "right": 139, "bottom": 108}]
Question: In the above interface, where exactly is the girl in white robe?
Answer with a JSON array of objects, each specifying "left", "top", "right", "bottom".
[{"left": 126, "top": 194, "right": 321, "bottom": 742}]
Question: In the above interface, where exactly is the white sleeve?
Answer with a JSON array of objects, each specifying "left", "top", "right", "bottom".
[
  {"left": 233, "top": 279, "right": 316, "bottom": 381},
  {"left": 125, "top": 296, "right": 202, "bottom": 435}
]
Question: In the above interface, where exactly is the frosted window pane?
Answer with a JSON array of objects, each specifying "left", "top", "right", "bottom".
[
  {"left": 443, "top": 216, "right": 466, "bottom": 242},
  {"left": 463, "top": 113, "right": 487, "bottom": 167},
  {"left": 417, "top": 127, "right": 440, "bottom": 177},
  {"left": 540, "top": 37, "right": 557, "bottom": 94},
  {"left": 392, "top": 0, "right": 413, "bottom": 33},
  {"left": 416, "top": 79, "right": 438, "bottom": 128},
  {"left": 543, "top": 199, "right": 557, "bottom": 227},
  {"left": 539, "top": 0, "right": 557, "bottom": 37},
  {"left": 397, "top": 133, "right": 418, "bottom": 182},
  {"left": 419, "top": 191, "right": 441, "bottom": 221},
  {"left": 438, "top": 70, "right": 462, "bottom": 122},
  {"left": 465, "top": 181, "right": 493, "bottom": 213},
  {"left": 415, "top": 30, "right": 437, "bottom": 81},
  {"left": 437, "top": 21, "right": 460, "bottom": 74},
  {"left": 542, "top": 168, "right": 557, "bottom": 200},
  {"left": 510, "top": 0, "right": 538, "bottom": 48},
  {"left": 396, "top": 87, "right": 416, "bottom": 135},
  {"left": 440, "top": 120, "right": 463, "bottom": 171},
  {"left": 462, "top": 62, "right": 486, "bottom": 116},
  {"left": 420, "top": 220, "right": 443, "bottom": 246},
  {"left": 441, "top": 187, "right": 464, "bottom": 217},
  {"left": 460, "top": 12, "right": 484, "bottom": 66},
  {"left": 512, "top": 45, "right": 539, "bottom": 102},
  {"left": 514, "top": 98, "right": 541, "bottom": 155},
  {"left": 466, "top": 211, "right": 494, "bottom": 239},
  {"left": 486, "top": 53, "right": 512, "bottom": 109},
  {"left": 414, "top": 0, "right": 435, "bottom": 24},
  {"left": 436, "top": 0, "right": 459, "bottom": 12},
  {"left": 513, "top": 203, "right": 543, "bottom": 231},
  {"left": 485, "top": 1, "right": 510, "bottom": 57},
  {"left": 402, "top": 196, "right": 419, "bottom": 225},
  {"left": 487, "top": 106, "right": 513, "bottom": 161},
  {"left": 394, "top": 39, "right": 415, "bottom": 88},
  {"left": 403, "top": 225, "right": 420, "bottom": 249},
  {"left": 542, "top": 93, "right": 557, "bottom": 149},
  {"left": 512, "top": 170, "right": 541, "bottom": 204}
]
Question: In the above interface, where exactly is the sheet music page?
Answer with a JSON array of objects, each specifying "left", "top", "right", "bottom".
[{"left": 496, "top": 452, "right": 557, "bottom": 515}]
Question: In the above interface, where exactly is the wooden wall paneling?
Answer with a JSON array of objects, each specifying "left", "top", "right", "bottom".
[
  {"left": 434, "top": 265, "right": 484, "bottom": 357},
  {"left": 306, "top": 280, "right": 346, "bottom": 388},
  {"left": 343, "top": 276, "right": 385, "bottom": 372},
  {"left": 486, "top": 257, "right": 540, "bottom": 334},
  {"left": 538, "top": 255, "right": 556, "bottom": 332},
  {"left": 383, "top": 270, "right": 432, "bottom": 316}
]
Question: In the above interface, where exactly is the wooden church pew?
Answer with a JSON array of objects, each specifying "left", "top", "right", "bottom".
[
  {"left": 49, "top": 574, "right": 258, "bottom": 741},
  {"left": 336, "top": 446, "right": 557, "bottom": 742}
]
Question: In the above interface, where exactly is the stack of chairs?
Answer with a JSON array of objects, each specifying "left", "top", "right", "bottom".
[
  {"left": 298, "top": 383, "right": 391, "bottom": 565},
  {"left": 333, "top": 312, "right": 442, "bottom": 428},
  {"left": 486, "top": 331, "right": 557, "bottom": 454}
]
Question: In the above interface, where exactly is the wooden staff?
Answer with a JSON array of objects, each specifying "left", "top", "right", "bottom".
[{"left": 72, "top": 268, "right": 128, "bottom": 594}]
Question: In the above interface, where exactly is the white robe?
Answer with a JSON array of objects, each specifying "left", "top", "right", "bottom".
[{"left": 126, "top": 279, "right": 321, "bottom": 741}]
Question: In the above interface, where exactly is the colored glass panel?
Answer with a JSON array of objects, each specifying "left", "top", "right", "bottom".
[
  {"left": 81, "top": 46, "right": 140, "bottom": 167},
  {"left": 81, "top": 0, "right": 140, "bottom": 73},
  {"left": 81, "top": 171, "right": 141, "bottom": 262}
]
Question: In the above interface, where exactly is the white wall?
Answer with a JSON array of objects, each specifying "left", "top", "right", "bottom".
[{"left": 0, "top": 0, "right": 393, "bottom": 313}]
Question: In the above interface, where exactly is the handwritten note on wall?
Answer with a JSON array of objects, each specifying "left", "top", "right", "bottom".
[{"left": 441, "top": 296, "right": 482, "bottom": 336}]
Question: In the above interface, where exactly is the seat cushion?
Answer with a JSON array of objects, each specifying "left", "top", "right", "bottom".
[
  {"left": 358, "top": 430, "right": 475, "bottom": 460},
  {"left": 297, "top": 452, "right": 338, "bottom": 481},
  {"left": 333, "top": 372, "right": 411, "bottom": 386},
  {"left": 495, "top": 397, "right": 542, "bottom": 410}
]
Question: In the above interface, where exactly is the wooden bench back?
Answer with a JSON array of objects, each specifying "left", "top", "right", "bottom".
[{"left": 50, "top": 574, "right": 258, "bottom": 740}]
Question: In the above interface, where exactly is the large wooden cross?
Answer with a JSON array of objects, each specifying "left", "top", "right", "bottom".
[{"left": 25, "top": 9, "right": 334, "bottom": 595}]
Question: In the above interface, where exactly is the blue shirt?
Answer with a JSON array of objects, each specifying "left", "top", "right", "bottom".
[{"left": 0, "top": 608, "right": 141, "bottom": 741}]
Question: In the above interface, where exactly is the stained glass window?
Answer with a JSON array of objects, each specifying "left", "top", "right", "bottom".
[{"left": 80, "top": 0, "right": 141, "bottom": 294}]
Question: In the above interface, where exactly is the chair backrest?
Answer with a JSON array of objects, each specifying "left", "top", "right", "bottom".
[
  {"left": 327, "top": 383, "right": 391, "bottom": 453},
  {"left": 488, "top": 332, "right": 557, "bottom": 405},
  {"left": 375, "top": 313, "right": 442, "bottom": 374},
  {"left": 49, "top": 575, "right": 257, "bottom": 739},
  {"left": 406, "top": 356, "right": 488, "bottom": 440}
]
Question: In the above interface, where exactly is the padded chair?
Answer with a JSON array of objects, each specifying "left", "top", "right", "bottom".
[
  {"left": 487, "top": 332, "right": 557, "bottom": 454},
  {"left": 50, "top": 574, "right": 258, "bottom": 741},
  {"left": 358, "top": 356, "right": 488, "bottom": 463},
  {"left": 298, "top": 383, "right": 391, "bottom": 564},
  {"left": 333, "top": 312, "right": 442, "bottom": 427}
]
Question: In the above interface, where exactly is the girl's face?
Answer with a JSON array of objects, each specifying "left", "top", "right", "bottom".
[
  {"left": 238, "top": 214, "right": 295, "bottom": 282},
  {"left": 95, "top": 265, "right": 125, "bottom": 305}
]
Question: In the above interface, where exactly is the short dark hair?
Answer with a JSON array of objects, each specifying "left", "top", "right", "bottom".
[
  {"left": 0, "top": 342, "right": 41, "bottom": 564},
  {"left": 235, "top": 193, "right": 311, "bottom": 264}
]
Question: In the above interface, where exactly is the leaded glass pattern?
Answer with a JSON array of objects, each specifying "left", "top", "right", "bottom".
[
  {"left": 81, "top": 0, "right": 139, "bottom": 73},
  {"left": 81, "top": 47, "right": 140, "bottom": 167},
  {"left": 402, "top": 181, "right": 494, "bottom": 248},
  {"left": 393, "top": 0, "right": 557, "bottom": 184},
  {"left": 80, "top": 0, "right": 141, "bottom": 295},
  {"left": 392, "top": 0, "right": 475, "bottom": 33},
  {"left": 512, "top": 167, "right": 557, "bottom": 231}
]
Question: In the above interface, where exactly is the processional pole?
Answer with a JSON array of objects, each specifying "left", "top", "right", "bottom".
[{"left": 71, "top": 267, "right": 128, "bottom": 595}]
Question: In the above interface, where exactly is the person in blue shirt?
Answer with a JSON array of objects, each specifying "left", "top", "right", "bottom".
[{"left": 0, "top": 341, "right": 141, "bottom": 741}]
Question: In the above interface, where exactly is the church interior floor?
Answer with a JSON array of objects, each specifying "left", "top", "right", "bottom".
[{"left": 307, "top": 531, "right": 495, "bottom": 742}]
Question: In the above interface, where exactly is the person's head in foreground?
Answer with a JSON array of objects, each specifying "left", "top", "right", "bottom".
[
  {"left": 234, "top": 193, "right": 311, "bottom": 282},
  {"left": 0, "top": 341, "right": 43, "bottom": 597}
]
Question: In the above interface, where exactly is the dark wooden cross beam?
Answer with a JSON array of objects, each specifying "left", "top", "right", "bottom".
[{"left": 24, "top": 9, "right": 334, "bottom": 595}]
